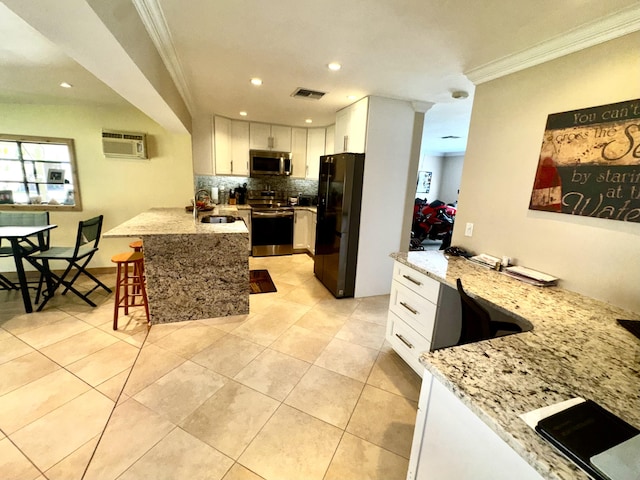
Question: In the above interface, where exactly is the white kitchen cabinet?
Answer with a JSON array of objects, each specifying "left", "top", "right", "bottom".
[
  {"left": 386, "top": 261, "right": 461, "bottom": 376},
  {"left": 306, "top": 128, "right": 325, "bottom": 180},
  {"left": 335, "top": 97, "right": 368, "bottom": 153},
  {"left": 214, "top": 116, "right": 249, "bottom": 176},
  {"left": 293, "top": 209, "right": 310, "bottom": 251},
  {"left": 408, "top": 370, "right": 544, "bottom": 480},
  {"left": 290, "top": 127, "right": 308, "bottom": 179},
  {"left": 325, "top": 124, "right": 335, "bottom": 155},
  {"left": 249, "top": 123, "right": 292, "bottom": 151}
]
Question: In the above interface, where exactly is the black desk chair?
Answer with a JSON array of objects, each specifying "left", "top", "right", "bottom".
[
  {"left": 30, "top": 215, "right": 112, "bottom": 310},
  {"left": 0, "top": 212, "right": 50, "bottom": 291},
  {"left": 456, "top": 278, "right": 522, "bottom": 345}
]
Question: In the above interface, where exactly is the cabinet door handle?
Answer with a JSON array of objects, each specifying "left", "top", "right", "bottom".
[
  {"left": 402, "top": 274, "right": 422, "bottom": 286},
  {"left": 395, "top": 333, "right": 414, "bottom": 349},
  {"left": 400, "top": 301, "right": 418, "bottom": 315}
]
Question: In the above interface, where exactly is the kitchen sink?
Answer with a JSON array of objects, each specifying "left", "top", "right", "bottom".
[{"left": 200, "top": 215, "right": 237, "bottom": 224}]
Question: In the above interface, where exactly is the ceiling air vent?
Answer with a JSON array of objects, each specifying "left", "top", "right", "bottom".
[{"left": 291, "top": 88, "right": 326, "bottom": 100}]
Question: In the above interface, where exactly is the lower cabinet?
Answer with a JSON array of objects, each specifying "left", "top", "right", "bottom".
[
  {"left": 293, "top": 209, "right": 315, "bottom": 254},
  {"left": 408, "top": 370, "right": 544, "bottom": 480},
  {"left": 310, "top": 211, "right": 316, "bottom": 254},
  {"left": 386, "top": 261, "right": 461, "bottom": 376}
]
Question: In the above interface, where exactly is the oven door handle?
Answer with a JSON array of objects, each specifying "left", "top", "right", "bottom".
[{"left": 252, "top": 211, "right": 294, "bottom": 218}]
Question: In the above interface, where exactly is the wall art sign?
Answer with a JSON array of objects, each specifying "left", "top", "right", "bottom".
[
  {"left": 529, "top": 98, "right": 640, "bottom": 223},
  {"left": 417, "top": 171, "right": 432, "bottom": 194}
]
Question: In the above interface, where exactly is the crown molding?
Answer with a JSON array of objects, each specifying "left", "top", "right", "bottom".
[
  {"left": 132, "top": 0, "right": 194, "bottom": 114},
  {"left": 466, "top": 3, "right": 640, "bottom": 85}
]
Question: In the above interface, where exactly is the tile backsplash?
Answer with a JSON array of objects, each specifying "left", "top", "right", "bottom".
[{"left": 195, "top": 175, "right": 318, "bottom": 199}]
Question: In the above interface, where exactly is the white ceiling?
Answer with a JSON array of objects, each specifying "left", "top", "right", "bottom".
[{"left": 2, "top": 0, "right": 640, "bottom": 155}]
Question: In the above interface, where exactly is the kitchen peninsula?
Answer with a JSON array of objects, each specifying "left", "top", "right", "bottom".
[
  {"left": 389, "top": 251, "right": 640, "bottom": 480},
  {"left": 104, "top": 207, "right": 249, "bottom": 324}
]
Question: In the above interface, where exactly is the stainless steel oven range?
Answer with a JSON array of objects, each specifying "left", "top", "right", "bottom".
[{"left": 248, "top": 191, "right": 294, "bottom": 257}]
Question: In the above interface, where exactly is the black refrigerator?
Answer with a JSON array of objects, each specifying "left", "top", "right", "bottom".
[{"left": 314, "top": 153, "right": 365, "bottom": 298}]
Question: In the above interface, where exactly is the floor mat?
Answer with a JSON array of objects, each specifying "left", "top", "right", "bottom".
[{"left": 249, "top": 269, "right": 277, "bottom": 294}]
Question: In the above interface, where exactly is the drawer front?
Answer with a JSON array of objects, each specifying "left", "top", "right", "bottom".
[
  {"left": 389, "top": 281, "right": 437, "bottom": 340},
  {"left": 393, "top": 261, "right": 440, "bottom": 303},
  {"left": 387, "top": 311, "right": 431, "bottom": 377}
]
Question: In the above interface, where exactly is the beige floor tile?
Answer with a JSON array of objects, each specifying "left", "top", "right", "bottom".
[
  {"left": 335, "top": 318, "right": 387, "bottom": 350},
  {"left": 0, "top": 437, "right": 41, "bottom": 480},
  {"left": 145, "top": 321, "right": 187, "bottom": 343},
  {"left": 234, "top": 348, "right": 310, "bottom": 401},
  {"left": 284, "top": 365, "right": 364, "bottom": 429},
  {"left": 45, "top": 435, "right": 100, "bottom": 480},
  {"left": 16, "top": 316, "right": 93, "bottom": 350},
  {"left": 269, "top": 324, "right": 332, "bottom": 363},
  {"left": 282, "top": 282, "right": 333, "bottom": 306},
  {"left": 151, "top": 322, "right": 226, "bottom": 359},
  {"left": 118, "top": 427, "right": 233, "bottom": 480},
  {"left": 222, "top": 463, "right": 265, "bottom": 480},
  {"left": 66, "top": 340, "right": 139, "bottom": 387},
  {"left": 180, "top": 380, "right": 279, "bottom": 459},
  {"left": 0, "top": 368, "right": 91, "bottom": 434},
  {"left": 346, "top": 385, "right": 418, "bottom": 458},
  {"left": 0, "top": 351, "right": 59, "bottom": 396},
  {"left": 83, "top": 399, "right": 175, "bottom": 480},
  {"left": 197, "top": 313, "right": 249, "bottom": 332},
  {"left": 121, "top": 342, "right": 185, "bottom": 396},
  {"left": 366, "top": 349, "right": 421, "bottom": 401},
  {"left": 100, "top": 315, "right": 149, "bottom": 347},
  {"left": 72, "top": 303, "right": 115, "bottom": 326},
  {"left": 315, "top": 297, "right": 361, "bottom": 317},
  {"left": 314, "top": 338, "right": 379, "bottom": 382},
  {"left": 260, "top": 298, "right": 312, "bottom": 324},
  {"left": 11, "top": 389, "right": 114, "bottom": 471},
  {"left": 351, "top": 298, "right": 390, "bottom": 326},
  {"left": 294, "top": 308, "right": 349, "bottom": 337},
  {"left": 324, "top": 432, "right": 409, "bottom": 480},
  {"left": 0, "top": 309, "right": 71, "bottom": 336},
  {"left": 248, "top": 292, "right": 278, "bottom": 314},
  {"left": 39, "top": 327, "right": 119, "bottom": 366},
  {"left": 0, "top": 327, "right": 11, "bottom": 341},
  {"left": 239, "top": 404, "right": 342, "bottom": 480},
  {"left": 134, "top": 360, "right": 226, "bottom": 424},
  {"left": 231, "top": 312, "right": 295, "bottom": 346},
  {"left": 0, "top": 335, "right": 34, "bottom": 365},
  {"left": 191, "top": 334, "right": 264, "bottom": 377},
  {"left": 95, "top": 369, "right": 129, "bottom": 402}
]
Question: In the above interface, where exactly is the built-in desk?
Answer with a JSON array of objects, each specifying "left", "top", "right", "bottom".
[
  {"left": 104, "top": 207, "right": 249, "bottom": 324},
  {"left": 389, "top": 251, "right": 640, "bottom": 480}
]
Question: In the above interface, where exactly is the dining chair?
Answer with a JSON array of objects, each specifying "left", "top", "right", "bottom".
[
  {"left": 0, "top": 211, "right": 50, "bottom": 291},
  {"left": 29, "top": 215, "right": 112, "bottom": 310},
  {"left": 456, "top": 278, "right": 522, "bottom": 345}
]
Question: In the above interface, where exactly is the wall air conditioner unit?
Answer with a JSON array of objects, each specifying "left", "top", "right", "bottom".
[{"left": 102, "top": 130, "right": 148, "bottom": 159}]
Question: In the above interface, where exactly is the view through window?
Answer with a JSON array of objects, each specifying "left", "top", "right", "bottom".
[{"left": 0, "top": 134, "right": 81, "bottom": 210}]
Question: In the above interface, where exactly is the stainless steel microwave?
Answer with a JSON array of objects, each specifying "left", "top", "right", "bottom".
[{"left": 250, "top": 150, "right": 292, "bottom": 176}]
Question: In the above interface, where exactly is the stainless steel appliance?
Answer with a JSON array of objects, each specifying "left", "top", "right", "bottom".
[
  {"left": 249, "top": 150, "right": 292, "bottom": 177},
  {"left": 314, "top": 153, "right": 365, "bottom": 297},
  {"left": 248, "top": 190, "right": 294, "bottom": 256}
]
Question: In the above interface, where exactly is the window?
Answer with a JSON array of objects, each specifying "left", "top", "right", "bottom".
[{"left": 0, "top": 134, "right": 82, "bottom": 211}]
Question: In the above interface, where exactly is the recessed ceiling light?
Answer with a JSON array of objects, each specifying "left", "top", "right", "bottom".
[
  {"left": 239, "top": 111, "right": 248, "bottom": 116},
  {"left": 60, "top": 82, "right": 73, "bottom": 88},
  {"left": 347, "top": 95, "right": 357, "bottom": 101},
  {"left": 305, "top": 119, "right": 313, "bottom": 124},
  {"left": 328, "top": 62, "right": 341, "bottom": 71},
  {"left": 250, "top": 78, "right": 262, "bottom": 86}
]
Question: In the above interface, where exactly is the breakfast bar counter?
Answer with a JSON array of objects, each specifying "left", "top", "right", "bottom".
[
  {"left": 104, "top": 207, "right": 249, "bottom": 324},
  {"left": 391, "top": 251, "right": 640, "bottom": 480}
]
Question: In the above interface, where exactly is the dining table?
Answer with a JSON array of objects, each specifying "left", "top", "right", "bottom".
[{"left": 0, "top": 224, "right": 57, "bottom": 313}]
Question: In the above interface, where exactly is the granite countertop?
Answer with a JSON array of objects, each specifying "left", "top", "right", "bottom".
[
  {"left": 104, "top": 207, "right": 248, "bottom": 237},
  {"left": 391, "top": 251, "right": 640, "bottom": 480}
]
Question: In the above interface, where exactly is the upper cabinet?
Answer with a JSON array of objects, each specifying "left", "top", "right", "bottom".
[
  {"left": 325, "top": 124, "right": 335, "bottom": 155},
  {"left": 249, "top": 123, "right": 292, "bottom": 151},
  {"left": 290, "top": 128, "right": 308, "bottom": 179},
  {"left": 306, "top": 128, "right": 326, "bottom": 180},
  {"left": 335, "top": 97, "right": 368, "bottom": 153},
  {"left": 214, "top": 116, "right": 249, "bottom": 176}
]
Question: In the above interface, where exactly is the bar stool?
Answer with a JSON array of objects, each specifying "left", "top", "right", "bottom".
[
  {"left": 112, "top": 251, "right": 149, "bottom": 330},
  {"left": 129, "top": 239, "right": 144, "bottom": 291}
]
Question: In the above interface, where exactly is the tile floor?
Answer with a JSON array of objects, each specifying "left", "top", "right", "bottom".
[{"left": 0, "top": 253, "right": 421, "bottom": 480}]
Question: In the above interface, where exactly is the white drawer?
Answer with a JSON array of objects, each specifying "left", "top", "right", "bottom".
[
  {"left": 393, "top": 261, "right": 440, "bottom": 303},
  {"left": 387, "top": 311, "right": 431, "bottom": 377},
  {"left": 389, "top": 280, "right": 437, "bottom": 340}
]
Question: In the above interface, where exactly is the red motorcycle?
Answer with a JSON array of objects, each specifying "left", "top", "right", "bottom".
[{"left": 410, "top": 199, "right": 457, "bottom": 250}]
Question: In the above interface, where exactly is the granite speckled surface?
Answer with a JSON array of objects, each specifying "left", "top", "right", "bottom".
[
  {"left": 391, "top": 251, "right": 640, "bottom": 480},
  {"left": 104, "top": 208, "right": 249, "bottom": 324}
]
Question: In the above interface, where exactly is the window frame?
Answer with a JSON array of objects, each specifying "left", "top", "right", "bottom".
[{"left": 0, "top": 133, "right": 83, "bottom": 212}]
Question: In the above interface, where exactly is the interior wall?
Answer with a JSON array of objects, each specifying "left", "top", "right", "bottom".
[
  {"left": 453, "top": 31, "right": 640, "bottom": 313},
  {"left": 0, "top": 103, "right": 193, "bottom": 271},
  {"left": 440, "top": 154, "right": 464, "bottom": 205},
  {"left": 417, "top": 153, "right": 443, "bottom": 201},
  {"left": 355, "top": 96, "right": 415, "bottom": 297}
]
